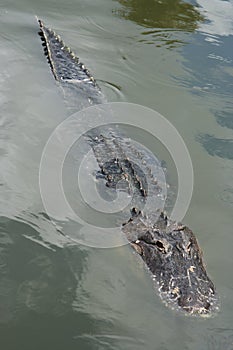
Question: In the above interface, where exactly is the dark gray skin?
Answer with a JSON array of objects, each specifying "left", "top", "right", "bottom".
[
  {"left": 123, "top": 210, "right": 219, "bottom": 316},
  {"left": 38, "top": 19, "right": 219, "bottom": 316}
]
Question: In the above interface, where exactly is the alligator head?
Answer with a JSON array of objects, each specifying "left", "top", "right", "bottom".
[{"left": 123, "top": 211, "right": 219, "bottom": 316}]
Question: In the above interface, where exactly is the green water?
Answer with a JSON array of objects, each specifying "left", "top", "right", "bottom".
[{"left": 1, "top": 0, "right": 233, "bottom": 349}]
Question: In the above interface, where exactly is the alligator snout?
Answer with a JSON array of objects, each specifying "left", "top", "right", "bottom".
[{"left": 128, "top": 213, "right": 219, "bottom": 316}]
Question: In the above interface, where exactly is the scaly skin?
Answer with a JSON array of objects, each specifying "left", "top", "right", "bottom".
[
  {"left": 37, "top": 19, "right": 219, "bottom": 316},
  {"left": 38, "top": 18, "right": 106, "bottom": 111},
  {"left": 123, "top": 210, "right": 219, "bottom": 316}
]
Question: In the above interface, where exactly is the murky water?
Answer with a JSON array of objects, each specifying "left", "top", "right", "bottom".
[{"left": 0, "top": 0, "right": 233, "bottom": 349}]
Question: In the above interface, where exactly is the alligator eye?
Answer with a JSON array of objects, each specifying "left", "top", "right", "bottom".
[
  {"left": 155, "top": 240, "right": 166, "bottom": 253},
  {"left": 156, "top": 241, "right": 164, "bottom": 249}
]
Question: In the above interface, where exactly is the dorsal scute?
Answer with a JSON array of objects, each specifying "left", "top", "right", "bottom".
[{"left": 38, "top": 19, "right": 97, "bottom": 87}]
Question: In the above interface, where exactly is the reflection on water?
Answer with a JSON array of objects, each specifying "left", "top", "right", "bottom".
[
  {"left": 215, "top": 110, "right": 233, "bottom": 130},
  {"left": 114, "top": 0, "right": 204, "bottom": 30},
  {"left": 114, "top": 0, "right": 205, "bottom": 47},
  {"left": 197, "top": 0, "right": 233, "bottom": 38},
  {"left": 0, "top": 216, "right": 87, "bottom": 320},
  {"left": 114, "top": 0, "right": 233, "bottom": 166},
  {"left": 172, "top": 0, "right": 233, "bottom": 164},
  {"left": 205, "top": 328, "right": 233, "bottom": 350},
  {"left": 200, "top": 107, "right": 233, "bottom": 161},
  {"left": 220, "top": 186, "right": 233, "bottom": 207},
  {"left": 197, "top": 134, "right": 233, "bottom": 160},
  {"left": 0, "top": 216, "right": 118, "bottom": 349}
]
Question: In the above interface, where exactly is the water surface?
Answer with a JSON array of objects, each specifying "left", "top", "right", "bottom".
[{"left": 0, "top": 0, "right": 233, "bottom": 349}]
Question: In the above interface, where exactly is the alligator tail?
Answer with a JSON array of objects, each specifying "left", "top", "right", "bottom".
[
  {"left": 38, "top": 18, "right": 98, "bottom": 86},
  {"left": 37, "top": 18, "right": 105, "bottom": 110}
]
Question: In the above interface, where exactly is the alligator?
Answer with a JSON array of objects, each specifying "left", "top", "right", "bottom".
[{"left": 37, "top": 19, "right": 219, "bottom": 316}]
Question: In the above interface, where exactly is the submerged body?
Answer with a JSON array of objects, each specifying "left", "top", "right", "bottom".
[{"left": 38, "top": 19, "right": 219, "bottom": 316}]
